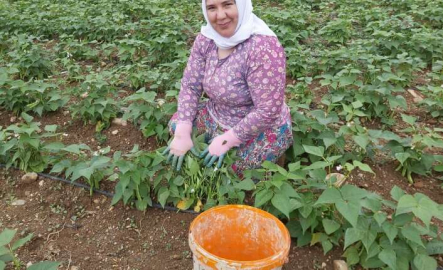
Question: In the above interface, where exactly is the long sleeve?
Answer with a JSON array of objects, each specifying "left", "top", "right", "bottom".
[
  {"left": 176, "top": 34, "right": 209, "bottom": 125},
  {"left": 232, "top": 36, "right": 287, "bottom": 142}
]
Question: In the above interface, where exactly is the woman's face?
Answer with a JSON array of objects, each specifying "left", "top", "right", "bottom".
[{"left": 206, "top": 0, "right": 239, "bottom": 38}]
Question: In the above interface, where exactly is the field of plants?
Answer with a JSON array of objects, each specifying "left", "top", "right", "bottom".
[{"left": 1, "top": 0, "right": 443, "bottom": 269}]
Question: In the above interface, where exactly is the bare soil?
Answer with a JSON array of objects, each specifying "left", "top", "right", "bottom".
[{"left": 1, "top": 75, "right": 443, "bottom": 269}]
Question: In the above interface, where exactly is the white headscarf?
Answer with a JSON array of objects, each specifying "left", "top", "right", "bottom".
[{"left": 201, "top": 0, "right": 276, "bottom": 50}]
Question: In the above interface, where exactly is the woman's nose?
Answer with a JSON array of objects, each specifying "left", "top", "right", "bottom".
[{"left": 216, "top": 9, "right": 227, "bottom": 20}]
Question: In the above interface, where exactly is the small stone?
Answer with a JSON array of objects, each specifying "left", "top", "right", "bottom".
[
  {"left": 413, "top": 97, "right": 423, "bottom": 103},
  {"left": 111, "top": 130, "right": 119, "bottom": 135},
  {"left": 63, "top": 110, "right": 70, "bottom": 116},
  {"left": 101, "top": 61, "right": 106, "bottom": 67},
  {"left": 322, "top": 262, "right": 327, "bottom": 268},
  {"left": 413, "top": 181, "right": 424, "bottom": 188},
  {"left": 172, "top": 254, "right": 181, "bottom": 260},
  {"left": 70, "top": 266, "right": 80, "bottom": 270},
  {"left": 112, "top": 118, "right": 128, "bottom": 127},
  {"left": 93, "top": 199, "right": 100, "bottom": 204},
  {"left": 26, "top": 262, "right": 33, "bottom": 268},
  {"left": 25, "top": 191, "right": 31, "bottom": 197},
  {"left": 21, "top": 172, "right": 38, "bottom": 184},
  {"left": 84, "top": 257, "right": 90, "bottom": 261},
  {"left": 407, "top": 89, "right": 423, "bottom": 103},
  {"left": 39, "top": 180, "right": 44, "bottom": 187},
  {"left": 11, "top": 199, "right": 26, "bottom": 206},
  {"left": 333, "top": 260, "right": 348, "bottom": 270},
  {"left": 10, "top": 116, "right": 17, "bottom": 123},
  {"left": 326, "top": 173, "right": 346, "bottom": 188}
]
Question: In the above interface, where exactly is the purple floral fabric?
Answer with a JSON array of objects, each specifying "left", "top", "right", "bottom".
[
  {"left": 169, "top": 102, "right": 293, "bottom": 176},
  {"left": 176, "top": 33, "right": 291, "bottom": 142}
]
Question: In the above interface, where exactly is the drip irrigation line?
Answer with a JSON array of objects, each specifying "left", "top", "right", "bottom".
[{"left": 0, "top": 164, "right": 198, "bottom": 215}]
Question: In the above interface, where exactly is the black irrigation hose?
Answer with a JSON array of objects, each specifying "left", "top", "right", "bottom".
[{"left": 0, "top": 164, "right": 198, "bottom": 215}]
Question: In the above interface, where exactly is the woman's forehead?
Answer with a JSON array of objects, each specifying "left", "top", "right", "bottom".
[{"left": 206, "top": 0, "right": 235, "bottom": 6}]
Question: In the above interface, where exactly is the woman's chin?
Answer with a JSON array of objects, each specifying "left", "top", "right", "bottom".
[{"left": 217, "top": 30, "right": 235, "bottom": 38}]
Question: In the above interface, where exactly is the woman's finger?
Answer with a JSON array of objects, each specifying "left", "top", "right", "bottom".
[
  {"left": 172, "top": 155, "right": 178, "bottom": 168},
  {"left": 206, "top": 155, "right": 218, "bottom": 167},
  {"left": 176, "top": 155, "right": 184, "bottom": 171},
  {"left": 217, "top": 154, "right": 225, "bottom": 168},
  {"left": 162, "top": 146, "right": 170, "bottom": 155},
  {"left": 200, "top": 148, "right": 209, "bottom": 158}
]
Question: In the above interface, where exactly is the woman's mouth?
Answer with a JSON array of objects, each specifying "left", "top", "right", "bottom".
[{"left": 218, "top": 21, "right": 231, "bottom": 29}]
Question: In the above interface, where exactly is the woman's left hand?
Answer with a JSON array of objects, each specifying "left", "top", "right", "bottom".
[{"left": 200, "top": 129, "right": 241, "bottom": 168}]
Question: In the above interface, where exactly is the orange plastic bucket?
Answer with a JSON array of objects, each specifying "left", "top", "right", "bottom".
[{"left": 189, "top": 205, "right": 291, "bottom": 270}]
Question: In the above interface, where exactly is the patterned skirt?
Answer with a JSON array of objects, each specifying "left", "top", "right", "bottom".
[{"left": 168, "top": 102, "right": 293, "bottom": 176}]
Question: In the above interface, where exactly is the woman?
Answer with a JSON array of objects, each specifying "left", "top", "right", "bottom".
[{"left": 163, "top": 0, "right": 293, "bottom": 176}]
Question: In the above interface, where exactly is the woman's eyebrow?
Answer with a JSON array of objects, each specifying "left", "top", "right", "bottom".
[{"left": 206, "top": 0, "right": 234, "bottom": 9}]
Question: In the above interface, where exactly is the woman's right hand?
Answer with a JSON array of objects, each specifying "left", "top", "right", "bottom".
[{"left": 162, "top": 123, "right": 199, "bottom": 171}]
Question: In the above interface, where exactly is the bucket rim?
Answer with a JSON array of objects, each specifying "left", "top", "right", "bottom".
[{"left": 189, "top": 204, "right": 291, "bottom": 268}]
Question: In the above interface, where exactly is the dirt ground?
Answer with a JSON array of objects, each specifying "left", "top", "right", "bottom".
[
  {"left": 1, "top": 168, "right": 345, "bottom": 270},
  {"left": 1, "top": 82, "right": 443, "bottom": 269}
]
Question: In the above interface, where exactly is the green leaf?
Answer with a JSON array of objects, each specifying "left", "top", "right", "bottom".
[
  {"left": 390, "top": 186, "right": 405, "bottom": 201},
  {"left": 302, "top": 161, "right": 330, "bottom": 170},
  {"left": 21, "top": 112, "right": 33, "bottom": 123},
  {"left": 374, "top": 212, "right": 387, "bottom": 226},
  {"left": 382, "top": 222, "right": 398, "bottom": 245},
  {"left": 352, "top": 100, "right": 363, "bottom": 109},
  {"left": 343, "top": 246, "right": 360, "bottom": 266},
  {"left": 426, "top": 240, "right": 443, "bottom": 255},
  {"left": 11, "top": 233, "right": 33, "bottom": 251},
  {"left": 414, "top": 195, "right": 440, "bottom": 228},
  {"left": 344, "top": 228, "right": 363, "bottom": 250},
  {"left": 401, "top": 114, "right": 416, "bottom": 126},
  {"left": 395, "top": 152, "right": 411, "bottom": 165},
  {"left": 43, "top": 142, "right": 65, "bottom": 152},
  {"left": 0, "top": 228, "right": 16, "bottom": 246},
  {"left": 337, "top": 200, "right": 361, "bottom": 227},
  {"left": 388, "top": 95, "right": 407, "bottom": 109},
  {"left": 173, "top": 176, "right": 184, "bottom": 186},
  {"left": 234, "top": 179, "right": 255, "bottom": 191},
  {"left": 302, "top": 145, "right": 324, "bottom": 157},
  {"left": 341, "top": 185, "right": 368, "bottom": 201},
  {"left": 28, "top": 261, "right": 60, "bottom": 270},
  {"left": 322, "top": 219, "right": 341, "bottom": 235},
  {"left": 44, "top": 125, "right": 57, "bottom": 132},
  {"left": 401, "top": 225, "right": 424, "bottom": 248},
  {"left": 353, "top": 135, "right": 369, "bottom": 149},
  {"left": 254, "top": 189, "right": 273, "bottom": 208},
  {"left": 321, "top": 240, "right": 333, "bottom": 254},
  {"left": 278, "top": 182, "right": 299, "bottom": 198},
  {"left": 396, "top": 195, "right": 417, "bottom": 215},
  {"left": 339, "top": 75, "right": 356, "bottom": 87},
  {"left": 315, "top": 188, "right": 342, "bottom": 205},
  {"left": 378, "top": 249, "right": 396, "bottom": 270},
  {"left": 157, "top": 187, "right": 170, "bottom": 208},
  {"left": 434, "top": 164, "right": 443, "bottom": 172},
  {"left": 413, "top": 254, "right": 437, "bottom": 270},
  {"left": 353, "top": 161, "right": 375, "bottom": 174},
  {"left": 271, "top": 193, "right": 291, "bottom": 219}
]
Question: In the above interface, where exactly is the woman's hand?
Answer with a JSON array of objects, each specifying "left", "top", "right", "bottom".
[
  {"left": 200, "top": 129, "right": 241, "bottom": 168},
  {"left": 162, "top": 123, "right": 199, "bottom": 171}
]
